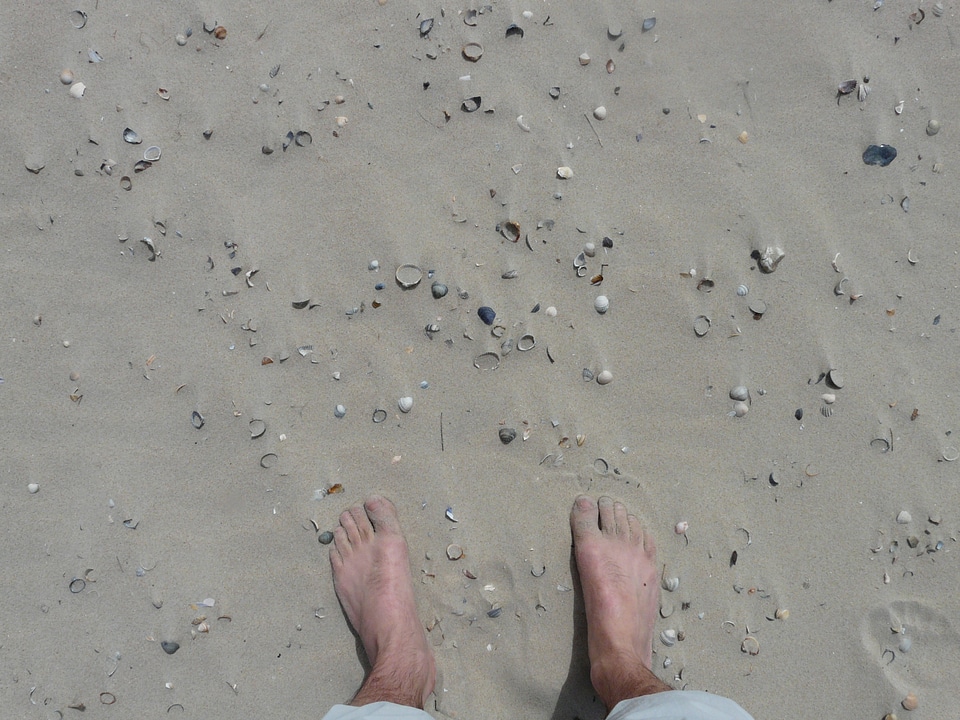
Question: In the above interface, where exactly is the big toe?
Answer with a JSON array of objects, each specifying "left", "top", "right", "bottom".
[
  {"left": 364, "top": 495, "right": 402, "bottom": 534},
  {"left": 570, "top": 495, "right": 602, "bottom": 541}
]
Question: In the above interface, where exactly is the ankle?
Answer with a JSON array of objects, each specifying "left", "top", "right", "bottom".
[
  {"left": 351, "top": 647, "right": 435, "bottom": 709},
  {"left": 590, "top": 652, "right": 670, "bottom": 710}
]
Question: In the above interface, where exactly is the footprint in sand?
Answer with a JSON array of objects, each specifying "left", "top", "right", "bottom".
[{"left": 861, "top": 599, "right": 960, "bottom": 693}]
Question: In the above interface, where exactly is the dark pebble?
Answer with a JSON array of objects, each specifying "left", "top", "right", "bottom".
[
  {"left": 862, "top": 144, "right": 897, "bottom": 167},
  {"left": 161, "top": 641, "right": 180, "bottom": 655},
  {"left": 375, "top": 282, "right": 385, "bottom": 290},
  {"left": 318, "top": 531, "right": 334, "bottom": 545},
  {"left": 478, "top": 306, "right": 496, "bottom": 325}
]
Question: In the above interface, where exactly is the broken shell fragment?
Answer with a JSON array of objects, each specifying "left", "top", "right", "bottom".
[
  {"left": 693, "top": 315, "right": 711, "bottom": 337},
  {"left": 249, "top": 419, "right": 266, "bottom": 439},
  {"left": 419, "top": 18, "right": 434, "bottom": 37},
  {"left": 499, "top": 427, "right": 517, "bottom": 444},
  {"left": 398, "top": 396, "right": 414, "bottom": 413},
  {"left": 578, "top": 52, "right": 591, "bottom": 65},
  {"left": 500, "top": 220, "right": 521, "bottom": 242},
  {"left": 557, "top": 166, "right": 573, "bottom": 179},
  {"left": 372, "top": 409, "right": 387, "bottom": 423},
  {"left": 191, "top": 411, "right": 205, "bottom": 429},
  {"left": 395, "top": 264, "right": 423, "bottom": 289},
  {"left": 517, "top": 333, "right": 536, "bottom": 351},
  {"left": 758, "top": 246, "right": 785, "bottom": 274},
  {"left": 474, "top": 352, "right": 500, "bottom": 370},
  {"left": 446, "top": 543, "right": 464, "bottom": 560},
  {"left": 826, "top": 369, "right": 844, "bottom": 389},
  {"left": 741, "top": 636, "right": 760, "bottom": 655},
  {"left": 462, "top": 42, "right": 483, "bottom": 62},
  {"left": 295, "top": 131, "right": 312, "bottom": 147},
  {"left": 123, "top": 128, "right": 142, "bottom": 144},
  {"left": 461, "top": 96, "right": 482, "bottom": 113},
  {"left": 69, "top": 82, "right": 86, "bottom": 98}
]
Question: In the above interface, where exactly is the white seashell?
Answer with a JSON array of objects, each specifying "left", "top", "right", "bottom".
[
  {"left": 774, "top": 608, "right": 790, "bottom": 620},
  {"left": 674, "top": 521, "right": 689, "bottom": 535},
  {"left": 334, "top": 404, "right": 346, "bottom": 418},
  {"left": 594, "top": 295, "right": 609, "bottom": 314},
  {"left": 557, "top": 166, "right": 573, "bottom": 179},
  {"left": 593, "top": 106, "right": 607, "bottom": 121},
  {"left": 596, "top": 370, "right": 613, "bottom": 385},
  {"left": 741, "top": 636, "right": 760, "bottom": 655},
  {"left": 398, "top": 397, "right": 414, "bottom": 413},
  {"left": 898, "top": 636, "right": 912, "bottom": 653},
  {"left": 736, "top": 284, "right": 749, "bottom": 296},
  {"left": 729, "top": 386, "right": 749, "bottom": 401},
  {"left": 662, "top": 576, "right": 679, "bottom": 592},
  {"left": 758, "top": 246, "right": 785, "bottom": 274},
  {"left": 60, "top": 69, "right": 75, "bottom": 85},
  {"left": 821, "top": 393, "right": 836, "bottom": 404},
  {"left": 578, "top": 52, "right": 591, "bottom": 66},
  {"left": 659, "top": 629, "right": 677, "bottom": 646},
  {"left": 896, "top": 510, "right": 912, "bottom": 524},
  {"left": 196, "top": 621, "right": 210, "bottom": 633},
  {"left": 69, "top": 81, "right": 86, "bottom": 98},
  {"left": 584, "top": 242, "right": 596, "bottom": 257},
  {"left": 27, "top": 483, "right": 40, "bottom": 494},
  {"left": 732, "top": 401, "right": 749, "bottom": 417},
  {"left": 545, "top": 306, "right": 557, "bottom": 317}
]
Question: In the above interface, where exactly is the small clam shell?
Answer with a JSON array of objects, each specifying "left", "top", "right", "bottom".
[
  {"left": 896, "top": 510, "right": 912, "bottom": 524},
  {"left": 419, "top": 18, "right": 434, "bottom": 37},
  {"left": 593, "top": 106, "right": 607, "bottom": 121},
  {"left": 249, "top": 419, "right": 266, "bottom": 439},
  {"left": 473, "top": 352, "right": 500, "bottom": 370},
  {"left": 395, "top": 264, "right": 423, "bottom": 289},
  {"left": 642, "top": 17, "right": 657, "bottom": 31},
  {"left": 557, "top": 166, "right": 573, "bottom": 179},
  {"left": 517, "top": 334, "right": 536, "bottom": 351},
  {"left": 732, "top": 401, "right": 749, "bottom": 417},
  {"left": 191, "top": 411, "right": 205, "bottom": 429},
  {"left": 334, "top": 404, "right": 347, "bottom": 418},
  {"left": 462, "top": 42, "right": 483, "bottom": 62},
  {"left": 826, "top": 369, "right": 844, "bottom": 389},
  {"left": 123, "top": 127, "right": 142, "bottom": 144},
  {"left": 431, "top": 281, "right": 448, "bottom": 299},
  {"left": 69, "top": 81, "right": 86, "bottom": 98},
  {"left": 741, "top": 636, "right": 760, "bottom": 655},
  {"left": 730, "top": 386, "right": 749, "bottom": 402},
  {"left": 582, "top": 368, "right": 594, "bottom": 382},
  {"left": 500, "top": 220, "right": 521, "bottom": 242},
  {"left": 662, "top": 576, "right": 679, "bottom": 592},
  {"left": 143, "top": 146, "right": 161, "bottom": 162},
  {"left": 596, "top": 370, "right": 613, "bottom": 385},
  {"left": 461, "top": 96, "right": 482, "bottom": 113},
  {"left": 594, "top": 295, "right": 609, "bottom": 314},
  {"left": 774, "top": 608, "right": 790, "bottom": 620},
  {"left": 736, "top": 284, "right": 749, "bottom": 296},
  {"left": 477, "top": 306, "right": 496, "bottom": 325},
  {"left": 446, "top": 543, "right": 464, "bottom": 560},
  {"left": 60, "top": 69, "right": 75, "bottom": 85},
  {"left": 901, "top": 692, "right": 919, "bottom": 711},
  {"left": 196, "top": 621, "right": 210, "bottom": 633},
  {"left": 693, "top": 315, "right": 711, "bottom": 337},
  {"left": 398, "top": 396, "right": 414, "bottom": 413},
  {"left": 660, "top": 629, "right": 677, "bottom": 647},
  {"left": 499, "top": 427, "right": 517, "bottom": 444},
  {"left": 674, "top": 521, "right": 689, "bottom": 535}
]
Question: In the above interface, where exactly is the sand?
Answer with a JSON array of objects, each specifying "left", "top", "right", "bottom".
[{"left": 2, "top": 1, "right": 958, "bottom": 717}]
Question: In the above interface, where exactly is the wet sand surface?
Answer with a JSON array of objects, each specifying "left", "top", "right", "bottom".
[{"left": 2, "top": 1, "right": 958, "bottom": 717}]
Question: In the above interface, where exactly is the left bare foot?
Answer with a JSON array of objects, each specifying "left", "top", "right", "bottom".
[{"left": 329, "top": 496, "right": 436, "bottom": 708}]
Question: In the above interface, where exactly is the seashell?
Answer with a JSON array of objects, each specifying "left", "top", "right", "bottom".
[
  {"left": 500, "top": 338, "right": 513, "bottom": 354},
  {"left": 395, "top": 263, "right": 423, "bottom": 289},
  {"left": 642, "top": 17, "right": 657, "bottom": 31},
  {"left": 557, "top": 166, "right": 573, "bottom": 179},
  {"left": 143, "top": 146, "right": 161, "bottom": 162},
  {"left": 545, "top": 306, "right": 557, "bottom": 317},
  {"left": 758, "top": 246, "right": 785, "bottom": 273},
  {"left": 736, "top": 284, "right": 749, "bottom": 296},
  {"left": 596, "top": 370, "right": 613, "bottom": 385},
  {"left": 573, "top": 252, "right": 587, "bottom": 269},
  {"left": 445, "top": 507, "right": 458, "bottom": 522},
  {"left": 583, "top": 242, "right": 596, "bottom": 258},
  {"left": 732, "top": 401, "right": 749, "bottom": 417},
  {"left": 517, "top": 334, "right": 536, "bottom": 352},
  {"left": 741, "top": 636, "right": 760, "bottom": 655},
  {"left": 196, "top": 621, "right": 210, "bottom": 633},
  {"left": 446, "top": 543, "right": 463, "bottom": 560},
  {"left": 249, "top": 419, "right": 266, "bottom": 439},
  {"left": 487, "top": 606, "right": 502, "bottom": 618},
  {"left": 295, "top": 131, "right": 312, "bottom": 147},
  {"left": 549, "top": 86, "right": 561, "bottom": 99},
  {"left": 774, "top": 608, "right": 790, "bottom": 620},
  {"left": 730, "top": 386, "right": 749, "bottom": 402},
  {"left": 896, "top": 510, "right": 912, "bottom": 524},
  {"left": 826, "top": 369, "right": 844, "bottom": 389},
  {"left": 123, "top": 128, "right": 142, "bottom": 144},
  {"left": 259, "top": 453, "right": 278, "bottom": 468},
  {"left": 60, "top": 69, "right": 75, "bottom": 85},
  {"left": 662, "top": 576, "right": 679, "bottom": 592},
  {"left": 499, "top": 427, "right": 517, "bottom": 444},
  {"left": 372, "top": 409, "right": 387, "bottom": 423},
  {"left": 425, "top": 323, "right": 440, "bottom": 334},
  {"left": 660, "top": 604, "right": 674, "bottom": 618},
  {"left": 593, "top": 106, "right": 607, "bottom": 121},
  {"left": 318, "top": 531, "right": 334, "bottom": 544},
  {"left": 464, "top": 9, "right": 478, "bottom": 26},
  {"left": 932, "top": 1, "right": 944, "bottom": 15},
  {"left": 674, "top": 521, "right": 689, "bottom": 535},
  {"left": 419, "top": 18, "right": 434, "bottom": 37},
  {"left": 334, "top": 404, "right": 346, "bottom": 418},
  {"left": 191, "top": 411, "right": 205, "bottom": 429},
  {"left": 213, "top": 25, "right": 227, "bottom": 39},
  {"left": 659, "top": 629, "right": 677, "bottom": 646},
  {"left": 500, "top": 220, "right": 521, "bottom": 242},
  {"left": 477, "top": 306, "right": 496, "bottom": 325},
  {"left": 70, "top": 10, "right": 88, "bottom": 28},
  {"left": 69, "top": 81, "right": 87, "bottom": 98},
  {"left": 161, "top": 641, "right": 180, "bottom": 655},
  {"left": 926, "top": 119, "right": 940, "bottom": 137},
  {"left": 898, "top": 636, "right": 912, "bottom": 652},
  {"left": 578, "top": 52, "right": 591, "bottom": 65},
  {"left": 593, "top": 458, "right": 609, "bottom": 475},
  {"left": 820, "top": 404, "right": 833, "bottom": 418},
  {"left": 505, "top": 23, "right": 524, "bottom": 38},
  {"left": 693, "top": 315, "right": 711, "bottom": 337},
  {"left": 474, "top": 352, "right": 500, "bottom": 370},
  {"left": 431, "top": 281, "right": 448, "bottom": 299},
  {"left": 821, "top": 393, "right": 836, "bottom": 404},
  {"left": 27, "top": 483, "right": 40, "bottom": 494},
  {"left": 462, "top": 42, "right": 483, "bottom": 62},
  {"left": 863, "top": 144, "right": 897, "bottom": 167},
  {"left": 606, "top": 59, "right": 615, "bottom": 74},
  {"left": 902, "top": 693, "right": 919, "bottom": 711},
  {"left": 461, "top": 96, "right": 482, "bottom": 113},
  {"left": 838, "top": 79, "right": 858, "bottom": 95},
  {"left": 398, "top": 396, "right": 414, "bottom": 413},
  {"left": 594, "top": 295, "right": 609, "bottom": 314}
]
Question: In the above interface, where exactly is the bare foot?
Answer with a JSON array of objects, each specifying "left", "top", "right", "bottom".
[
  {"left": 329, "top": 496, "right": 436, "bottom": 708},
  {"left": 570, "top": 495, "right": 670, "bottom": 710}
]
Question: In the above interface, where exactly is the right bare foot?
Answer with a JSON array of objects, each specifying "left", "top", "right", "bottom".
[
  {"left": 570, "top": 495, "right": 670, "bottom": 710},
  {"left": 329, "top": 496, "right": 436, "bottom": 708}
]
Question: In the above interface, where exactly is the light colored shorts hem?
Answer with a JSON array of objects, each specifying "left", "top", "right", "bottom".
[
  {"left": 320, "top": 701, "right": 431, "bottom": 720},
  {"left": 607, "top": 689, "right": 755, "bottom": 720}
]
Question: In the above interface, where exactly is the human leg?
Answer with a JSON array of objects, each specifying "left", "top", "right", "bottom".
[
  {"left": 328, "top": 496, "right": 436, "bottom": 709},
  {"left": 570, "top": 495, "right": 671, "bottom": 711}
]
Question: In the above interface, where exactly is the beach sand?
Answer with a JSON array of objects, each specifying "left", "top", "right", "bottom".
[{"left": 2, "top": 1, "right": 958, "bottom": 717}]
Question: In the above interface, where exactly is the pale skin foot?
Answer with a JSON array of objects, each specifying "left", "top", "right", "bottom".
[
  {"left": 329, "top": 495, "right": 436, "bottom": 708},
  {"left": 570, "top": 495, "right": 671, "bottom": 712}
]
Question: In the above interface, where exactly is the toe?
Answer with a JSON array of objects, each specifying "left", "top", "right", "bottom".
[
  {"left": 331, "top": 526, "right": 351, "bottom": 559},
  {"left": 349, "top": 503, "right": 375, "bottom": 541},
  {"left": 597, "top": 496, "right": 617, "bottom": 536},
  {"left": 339, "top": 508, "right": 362, "bottom": 544},
  {"left": 614, "top": 501, "right": 629, "bottom": 536},
  {"left": 364, "top": 495, "right": 402, "bottom": 535},
  {"left": 642, "top": 529, "right": 658, "bottom": 558},
  {"left": 627, "top": 514, "right": 644, "bottom": 545},
  {"left": 570, "top": 495, "right": 601, "bottom": 541}
]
